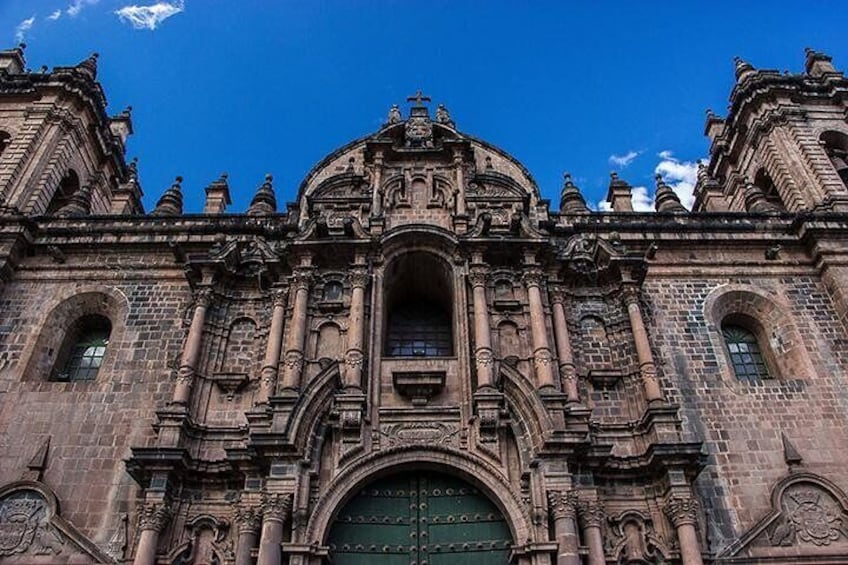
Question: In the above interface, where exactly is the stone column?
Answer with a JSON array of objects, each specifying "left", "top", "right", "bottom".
[
  {"left": 258, "top": 287, "right": 288, "bottom": 404},
  {"left": 523, "top": 268, "right": 555, "bottom": 389},
  {"left": 469, "top": 260, "right": 494, "bottom": 389},
  {"left": 132, "top": 503, "right": 171, "bottom": 565},
  {"left": 281, "top": 268, "right": 313, "bottom": 391},
  {"left": 173, "top": 287, "right": 213, "bottom": 406},
  {"left": 342, "top": 263, "right": 369, "bottom": 389},
  {"left": 550, "top": 287, "right": 579, "bottom": 403},
  {"left": 453, "top": 148, "right": 467, "bottom": 216},
  {"left": 578, "top": 500, "right": 606, "bottom": 565},
  {"left": 622, "top": 285, "right": 664, "bottom": 404},
  {"left": 257, "top": 493, "right": 292, "bottom": 565},
  {"left": 547, "top": 490, "right": 580, "bottom": 565},
  {"left": 234, "top": 504, "right": 262, "bottom": 565},
  {"left": 664, "top": 497, "right": 704, "bottom": 565},
  {"left": 370, "top": 150, "right": 384, "bottom": 217}
]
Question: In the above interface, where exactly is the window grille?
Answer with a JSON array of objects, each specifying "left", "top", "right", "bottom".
[
  {"left": 722, "top": 324, "right": 770, "bottom": 381},
  {"left": 386, "top": 303, "right": 452, "bottom": 357},
  {"left": 55, "top": 316, "right": 111, "bottom": 381}
]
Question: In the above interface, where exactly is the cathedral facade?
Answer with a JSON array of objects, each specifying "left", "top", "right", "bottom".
[{"left": 0, "top": 44, "right": 847, "bottom": 564}]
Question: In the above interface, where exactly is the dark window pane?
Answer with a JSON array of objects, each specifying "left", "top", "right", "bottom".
[
  {"left": 722, "top": 324, "right": 770, "bottom": 381},
  {"left": 386, "top": 302, "right": 452, "bottom": 357}
]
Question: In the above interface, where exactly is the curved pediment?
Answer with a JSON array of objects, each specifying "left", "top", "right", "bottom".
[{"left": 294, "top": 100, "right": 547, "bottom": 234}]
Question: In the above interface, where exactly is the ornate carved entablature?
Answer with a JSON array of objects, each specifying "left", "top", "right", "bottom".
[
  {"left": 554, "top": 232, "right": 642, "bottom": 284},
  {"left": 182, "top": 235, "right": 286, "bottom": 288}
]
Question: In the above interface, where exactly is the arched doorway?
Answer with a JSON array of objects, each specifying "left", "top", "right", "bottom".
[{"left": 327, "top": 470, "right": 513, "bottom": 564}]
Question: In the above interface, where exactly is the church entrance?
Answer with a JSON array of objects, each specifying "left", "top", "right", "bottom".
[{"left": 327, "top": 471, "right": 513, "bottom": 564}]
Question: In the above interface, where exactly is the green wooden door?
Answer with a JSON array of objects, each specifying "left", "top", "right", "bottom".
[{"left": 327, "top": 471, "right": 512, "bottom": 565}]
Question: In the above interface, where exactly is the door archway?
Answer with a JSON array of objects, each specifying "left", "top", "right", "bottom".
[{"left": 327, "top": 470, "right": 513, "bottom": 564}]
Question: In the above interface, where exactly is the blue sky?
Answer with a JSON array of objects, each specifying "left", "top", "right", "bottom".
[{"left": 4, "top": 1, "right": 848, "bottom": 213}]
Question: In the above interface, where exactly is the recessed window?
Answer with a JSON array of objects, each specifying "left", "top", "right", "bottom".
[
  {"left": 53, "top": 315, "right": 111, "bottom": 381},
  {"left": 722, "top": 324, "right": 770, "bottom": 381},
  {"left": 46, "top": 169, "right": 81, "bottom": 215},
  {"left": 0, "top": 131, "right": 10, "bottom": 157},
  {"left": 386, "top": 302, "right": 452, "bottom": 357},
  {"left": 323, "top": 281, "right": 343, "bottom": 302}
]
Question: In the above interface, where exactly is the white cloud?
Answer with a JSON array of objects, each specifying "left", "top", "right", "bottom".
[
  {"left": 48, "top": 10, "right": 63, "bottom": 20},
  {"left": 654, "top": 150, "right": 701, "bottom": 210},
  {"left": 115, "top": 0, "right": 185, "bottom": 30},
  {"left": 630, "top": 186, "right": 654, "bottom": 211},
  {"left": 609, "top": 150, "right": 641, "bottom": 168},
  {"left": 67, "top": 0, "right": 100, "bottom": 17},
  {"left": 15, "top": 16, "right": 35, "bottom": 43}
]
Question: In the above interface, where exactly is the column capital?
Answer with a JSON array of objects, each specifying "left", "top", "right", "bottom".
[
  {"left": 664, "top": 496, "right": 700, "bottom": 527},
  {"left": 549, "top": 285, "right": 568, "bottom": 304},
  {"left": 193, "top": 286, "right": 214, "bottom": 308},
  {"left": 261, "top": 492, "right": 293, "bottom": 523},
  {"left": 348, "top": 267, "right": 370, "bottom": 289},
  {"left": 271, "top": 287, "right": 288, "bottom": 307},
  {"left": 577, "top": 499, "right": 605, "bottom": 528},
  {"left": 468, "top": 267, "right": 489, "bottom": 288},
  {"left": 138, "top": 502, "right": 171, "bottom": 533},
  {"left": 621, "top": 284, "right": 641, "bottom": 306},
  {"left": 291, "top": 268, "right": 314, "bottom": 291},
  {"left": 234, "top": 503, "right": 262, "bottom": 534},
  {"left": 547, "top": 490, "right": 578, "bottom": 521},
  {"left": 522, "top": 268, "right": 546, "bottom": 288}
]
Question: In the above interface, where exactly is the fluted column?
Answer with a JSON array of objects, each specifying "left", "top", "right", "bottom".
[
  {"left": 578, "top": 500, "right": 606, "bottom": 565},
  {"left": 258, "top": 287, "right": 287, "bottom": 403},
  {"left": 281, "top": 268, "right": 313, "bottom": 391},
  {"left": 132, "top": 503, "right": 171, "bottom": 565},
  {"left": 234, "top": 504, "right": 262, "bottom": 565},
  {"left": 523, "top": 268, "right": 555, "bottom": 388},
  {"left": 172, "top": 287, "right": 213, "bottom": 405},
  {"left": 453, "top": 148, "right": 467, "bottom": 216},
  {"left": 664, "top": 497, "right": 704, "bottom": 565},
  {"left": 257, "top": 493, "right": 292, "bottom": 565},
  {"left": 343, "top": 264, "right": 369, "bottom": 389},
  {"left": 469, "top": 261, "right": 494, "bottom": 389},
  {"left": 550, "top": 287, "right": 579, "bottom": 403},
  {"left": 547, "top": 490, "right": 580, "bottom": 565},
  {"left": 622, "top": 285, "right": 664, "bottom": 404}
]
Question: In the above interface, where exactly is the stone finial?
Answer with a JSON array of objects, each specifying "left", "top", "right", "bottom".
[
  {"left": 387, "top": 104, "right": 402, "bottom": 125},
  {"left": 606, "top": 172, "right": 633, "bottom": 212},
  {"left": 436, "top": 104, "right": 454, "bottom": 127},
  {"left": 203, "top": 173, "right": 231, "bottom": 214},
  {"left": 247, "top": 174, "right": 277, "bottom": 216},
  {"left": 781, "top": 432, "right": 803, "bottom": 470},
  {"left": 22, "top": 437, "right": 50, "bottom": 481},
  {"left": 804, "top": 47, "right": 837, "bottom": 77},
  {"left": 152, "top": 176, "right": 184, "bottom": 216},
  {"left": 559, "top": 173, "right": 589, "bottom": 213},
  {"left": 654, "top": 173, "right": 687, "bottom": 213},
  {"left": 0, "top": 43, "right": 27, "bottom": 74},
  {"left": 734, "top": 56, "right": 756, "bottom": 81},
  {"left": 743, "top": 180, "right": 780, "bottom": 213},
  {"left": 128, "top": 157, "right": 139, "bottom": 180},
  {"left": 56, "top": 183, "right": 93, "bottom": 217},
  {"left": 76, "top": 52, "right": 99, "bottom": 80}
]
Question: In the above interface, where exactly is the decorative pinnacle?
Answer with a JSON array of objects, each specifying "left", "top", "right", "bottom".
[
  {"left": 248, "top": 173, "right": 277, "bottom": 216},
  {"left": 734, "top": 56, "right": 755, "bottom": 80},
  {"left": 76, "top": 52, "right": 99, "bottom": 80},
  {"left": 654, "top": 173, "right": 686, "bottom": 213},
  {"left": 559, "top": 172, "right": 589, "bottom": 214},
  {"left": 152, "top": 176, "right": 184, "bottom": 216}
]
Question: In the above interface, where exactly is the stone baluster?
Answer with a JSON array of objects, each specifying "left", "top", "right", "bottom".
[
  {"left": 257, "top": 493, "right": 292, "bottom": 565},
  {"left": 547, "top": 490, "right": 580, "bottom": 565},
  {"left": 578, "top": 500, "right": 606, "bottom": 565},
  {"left": 257, "top": 287, "right": 288, "bottom": 403},
  {"left": 453, "top": 147, "right": 467, "bottom": 216},
  {"left": 469, "top": 258, "right": 494, "bottom": 389},
  {"left": 550, "top": 287, "right": 579, "bottom": 403},
  {"left": 172, "top": 287, "right": 213, "bottom": 406},
  {"left": 664, "top": 497, "right": 704, "bottom": 565},
  {"left": 132, "top": 503, "right": 171, "bottom": 565},
  {"left": 622, "top": 285, "right": 664, "bottom": 404},
  {"left": 280, "top": 266, "right": 313, "bottom": 391},
  {"left": 343, "top": 262, "right": 369, "bottom": 389},
  {"left": 234, "top": 504, "right": 262, "bottom": 565},
  {"left": 523, "top": 267, "right": 556, "bottom": 389}
]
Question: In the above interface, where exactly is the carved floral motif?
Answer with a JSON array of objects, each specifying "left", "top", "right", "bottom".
[
  {"left": 138, "top": 502, "right": 172, "bottom": 533},
  {"left": 0, "top": 494, "right": 63, "bottom": 557},
  {"left": 260, "top": 493, "right": 293, "bottom": 523},
  {"left": 663, "top": 497, "right": 700, "bottom": 528},
  {"left": 547, "top": 490, "right": 578, "bottom": 521}
]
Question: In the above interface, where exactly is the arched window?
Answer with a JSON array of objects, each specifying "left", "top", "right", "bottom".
[
  {"left": 46, "top": 169, "right": 81, "bottom": 215},
  {"left": 52, "top": 315, "right": 111, "bottom": 381},
  {"left": 722, "top": 323, "right": 770, "bottom": 381},
  {"left": 820, "top": 131, "right": 848, "bottom": 186},
  {"left": 384, "top": 252, "right": 453, "bottom": 358},
  {"left": 754, "top": 168, "right": 785, "bottom": 210}
]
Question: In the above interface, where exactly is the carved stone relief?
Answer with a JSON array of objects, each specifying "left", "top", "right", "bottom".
[
  {"left": 769, "top": 484, "right": 847, "bottom": 547},
  {"left": 0, "top": 491, "right": 63, "bottom": 558}
]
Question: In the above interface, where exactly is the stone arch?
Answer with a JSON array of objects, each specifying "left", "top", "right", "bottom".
[
  {"left": 287, "top": 362, "right": 342, "bottom": 454},
  {"left": 753, "top": 167, "right": 786, "bottom": 210},
  {"left": 20, "top": 286, "right": 130, "bottom": 382},
  {"left": 304, "top": 445, "right": 530, "bottom": 547},
  {"left": 0, "top": 130, "right": 10, "bottom": 158},
  {"left": 45, "top": 168, "right": 81, "bottom": 215},
  {"left": 314, "top": 321, "right": 343, "bottom": 362},
  {"left": 819, "top": 130, "right": 848, "bottom": 186},
  {"left": 222, "top": 316, "right": 258, "bottom": 374},
  {"left": 499, "top": 363, "right": 553, "bottom": 457},
  {"left": 703, "top": 283, "right": 814, "bottom": 383}
]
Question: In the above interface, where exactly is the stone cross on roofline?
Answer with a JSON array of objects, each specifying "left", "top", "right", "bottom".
[{"left": 407, "top": 90, "right": 431, "bottom": 107}]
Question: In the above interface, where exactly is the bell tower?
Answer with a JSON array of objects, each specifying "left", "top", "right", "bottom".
[
  {"left": 0, "top": 45, "right": 140, "bottom": 216},
  {"left": 696, "top": 49, "right": 848, "bottom": 213}
]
